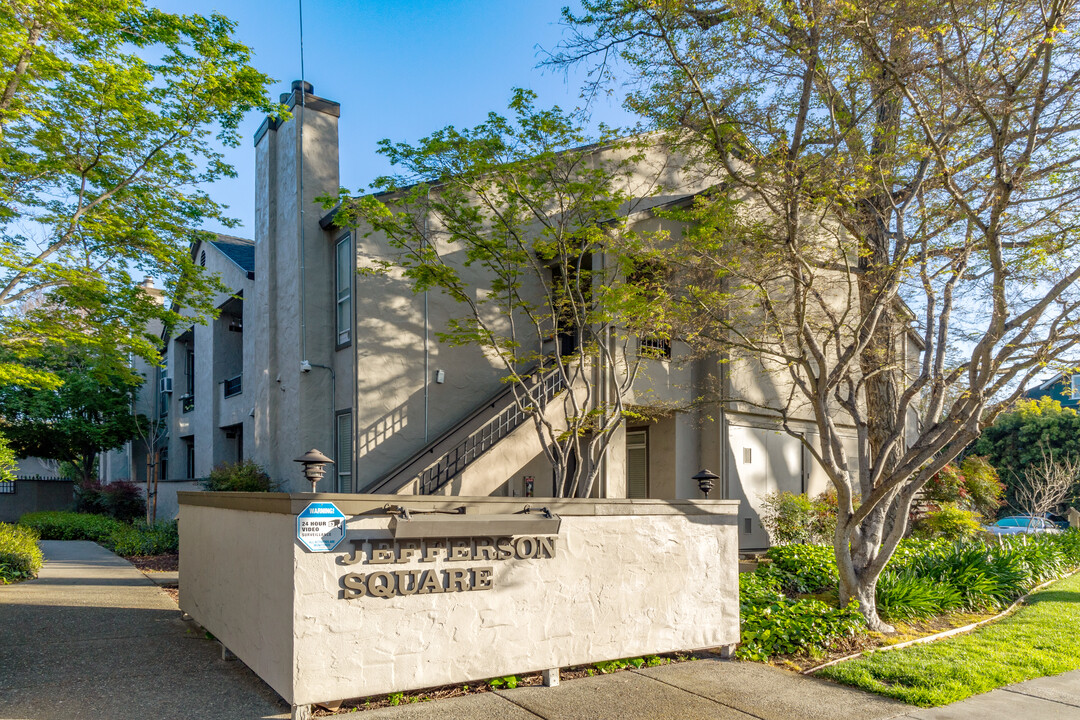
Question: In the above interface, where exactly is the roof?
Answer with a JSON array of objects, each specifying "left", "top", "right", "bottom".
[{"left": 209, "top": 234, "right": 255, "bottom": 276}]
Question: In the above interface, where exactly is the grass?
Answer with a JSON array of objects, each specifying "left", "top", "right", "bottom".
[{"left": 816, "top": 571, "right": 1080, "bottom": 706}]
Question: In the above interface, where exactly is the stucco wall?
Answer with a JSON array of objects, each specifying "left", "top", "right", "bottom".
[
  {"left": 178, "top": 492, "right": 740, "bottom": 707},
  {"left": 178, "top": 501, "right": 296, "bottom": 697}
]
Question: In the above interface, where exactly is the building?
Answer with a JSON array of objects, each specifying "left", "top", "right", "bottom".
[
  {"left": 1023, "top": 373, "right": 1080, "bottom": 410},
  {"left": 154, "top": 81, "right": 916, "bottom": 549}
]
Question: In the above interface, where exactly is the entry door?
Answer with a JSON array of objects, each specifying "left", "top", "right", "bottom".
[{"left": 726, "top": 426, "right": 804, "bottom": 549}]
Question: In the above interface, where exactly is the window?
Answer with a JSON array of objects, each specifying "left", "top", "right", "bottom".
[
  {"left": 638, "top": 336, "right": 672, "bottom": 360},
  {"left": 336, "top": 235, "right": 352, "bottom": 346},
  {"left": 1071, "top": 374, "right": 1080, "bottom": 399},
  {"left": 626, "top": 430, "right": 648, "bottom": 499},
  {"left": 336, "top": 412, "right": 352, "bottom": 493}
]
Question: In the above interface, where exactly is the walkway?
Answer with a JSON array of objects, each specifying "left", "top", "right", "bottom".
[
  {"left": 0, "top": 541, "right": 288, "bottom": 720},
  {"left": 3, "top": 542, "right": 1079, "bottom": 720}
]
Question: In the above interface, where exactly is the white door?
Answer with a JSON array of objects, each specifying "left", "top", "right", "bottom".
[{"left": 727, "top": 425, "right": 805, "bottom": 549}]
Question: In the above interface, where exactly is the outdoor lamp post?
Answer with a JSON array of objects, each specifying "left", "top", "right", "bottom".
[
  {"left": 692, "top": 468, "right": 720, "bottom": 499},
  {"left": 294, "top": 448, "right": 334, "bottom": 493}
]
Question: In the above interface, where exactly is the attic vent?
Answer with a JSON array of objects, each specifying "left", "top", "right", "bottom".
[
  {"left": 743, "top": 447, "right": 753, "bottom": 464},
  {"left": 200, "top": 250, "right": 206, "bottom": 267}
]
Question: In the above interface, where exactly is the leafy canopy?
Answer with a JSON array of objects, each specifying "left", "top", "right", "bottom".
[{"left": 0, "top": 0, "right": 277, "bottom": 382}]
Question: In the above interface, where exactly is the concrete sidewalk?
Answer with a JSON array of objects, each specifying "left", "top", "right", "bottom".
[
  {"left": 3, "top": 541, "right": 1079, "bottom": 720},
  {"left": 0, "top": 541, "right": 288, "bottom": 720},
  {"left": 344, "top": 661, "right": 1080, "bottom": 720}
]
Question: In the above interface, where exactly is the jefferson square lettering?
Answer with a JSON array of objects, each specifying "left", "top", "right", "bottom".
[{"left": 341, "top": 536, "right": 558, "bottom": 599}]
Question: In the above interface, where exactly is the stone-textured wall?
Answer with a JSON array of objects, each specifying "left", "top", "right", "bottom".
[{"left": 178, "top": 493, "right": 740, "bottom": 707}]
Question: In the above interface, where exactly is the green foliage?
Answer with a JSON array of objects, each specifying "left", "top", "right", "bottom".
[
  {"left": 739, "top": 532, "right": 1080, "bottom": 654},
  {"left": 105, "top": 520, "right": 178, "bottom": 556},
  {"left": 819, "top": 571, "right": 1080, "bottom": 706},
  {"left": 0, "top": 432, "right": 15, "bottom": 483},
  {"left": 760, "top": 544, "right": 838, "bottom": 594},
  {"left": 0, "top": 522, "right": 43, "bottom": 583},
  {"left": 0, "top": 0, "right": 278, "bottom": 378},
  {"left": 973, "top": 399, "right": 1080, "bottom": 510},
  {"left": 876, "top": 571, "right": 964, "bottom": 621},
  {"left": 331, "top": 89, "right": 665, "bottom": 498},
  {"left": 737, "top": 570, "right": 865, "bottom": 661},
  {"left": 18, "top": 511, "right": 123, "bottom": 541},
  {"left": 486, "top": 675, "right": 518, "bottom": 689},
  {"left": 760, "top": 491, "right": 837, "bottom": 545},
  {"left": 912, "top": 504, "right": 984, "bottom": 541},
  {"left": 923, "top": 458, "right": 1005, "bottom": 518},
  {"left": 76, "top": 480, "right": 146, "bottom": 522},
  {"left": 0, "top": 351, "right": 144, "bottom": 484},
  {"left": 17, "top": 511, "right": 174, "bottom": 556},
  {"left": 201, "top": 460, "right": 277, "bottom": 492}
]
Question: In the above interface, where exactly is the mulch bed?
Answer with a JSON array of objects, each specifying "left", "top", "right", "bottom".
[{"left": 127, "top": 553, "right": 178, "bottom": 573}]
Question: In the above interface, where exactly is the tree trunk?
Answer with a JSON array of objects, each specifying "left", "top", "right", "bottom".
[{"left": 836, "top": 524, "right": 895, "bottom": 633}]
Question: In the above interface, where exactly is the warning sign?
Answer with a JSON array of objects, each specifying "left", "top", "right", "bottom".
[{"left": 297, "top": 502, "right": 346, "bottom": 552}]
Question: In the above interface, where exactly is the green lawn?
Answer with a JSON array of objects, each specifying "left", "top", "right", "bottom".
[{"left": 816, "top": 571, "right": 1080, "bottom": 707}]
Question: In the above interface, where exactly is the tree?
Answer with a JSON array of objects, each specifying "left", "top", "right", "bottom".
[
  {"left": 552, "top": 0, "right": 1080, "bottom": 630},
  {"left": 0, "top": 0, "right": 276, "bottom": 382},
  {"left": 0, "top": 351, "right": 144, "bottom": 485},
  {"left": 973, "top": 397, "right": 1080, "bottom": 508},
  {"left": 0, "top": 432, "right": 15, "bottom": 483},
  {"left": 1012, "top": 446, "right": 1080, "bottom": 517},
  {"left": 330, "top": 90, "right": 666, "bottom": 498}
]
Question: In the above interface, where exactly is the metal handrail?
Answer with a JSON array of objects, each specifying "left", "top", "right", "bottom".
[{"left": 415, "top": 368, "right": 565, "bottom": 495}]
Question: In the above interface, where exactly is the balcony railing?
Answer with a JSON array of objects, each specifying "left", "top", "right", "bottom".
[{"left": 223, "top": 374, "right": 242, "bottom": 398}]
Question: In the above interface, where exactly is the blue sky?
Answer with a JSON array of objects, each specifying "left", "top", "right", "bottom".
[{"left": 153, "top": 1, "right": 635, "bottom": 237}]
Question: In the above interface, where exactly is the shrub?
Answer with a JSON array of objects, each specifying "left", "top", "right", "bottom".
[
  {"left": 0, "top": 522, "right": 43, "bottom": 583},
  {"left": 74, "top": 481, "right": 108, "bottom": 515},
  {"left": 912, "top": 503, "right": 983, "bottom": 541},
  {"left": 760, "top": 544, "right": 838, "bottom": 594},
  {"left": 100, "top": 481, "right": 146, "bottom": 522},
  {"left": 959, "top": 456, "right": 1006, "bottom": 517},
  {"left": 202, "top": 460, "right": 278, "bottom": 492},
  {"left": 19, "top": 511, "right": 124, "bottom": 541},
  {"left": 760, "top": 491, "right": 836, "bottom": 546},
  {"left": 75, "top": 480, "right": 147, "bottom": 521},
  {"left": 18, "top": 512, "right": 177, "bottom": 557},
  {"left": 105, "top": 520, "right": 178, "bottom": 556}
]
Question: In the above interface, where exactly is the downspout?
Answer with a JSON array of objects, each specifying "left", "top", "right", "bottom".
[
  {"left": 308, "top": 362, "right": 336, "bottom": 489},
  {"left": 423, "top": 186, "right": 431, "bottom": 443}
]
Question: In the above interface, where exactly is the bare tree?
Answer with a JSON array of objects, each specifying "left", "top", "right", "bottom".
[
  {"left": 1013, "top": 446, "right": 1080, "bottom": 517},
  {"left": 551, "top": 0, "right": 1080, "bottom": 629}
]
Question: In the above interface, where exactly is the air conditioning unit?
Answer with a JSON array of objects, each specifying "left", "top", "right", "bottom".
[{"left": 159, "top": 377, "right": 173, "bottom": 394}]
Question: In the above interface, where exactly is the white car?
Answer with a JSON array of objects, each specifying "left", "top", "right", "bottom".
[{"left": 985, "top": 515, "right": 1063, "bottom": 536}]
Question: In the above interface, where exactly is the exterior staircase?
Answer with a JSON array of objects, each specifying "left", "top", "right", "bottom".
[{"left": 366, "top": 366, "right": 565, "bottom": 495}]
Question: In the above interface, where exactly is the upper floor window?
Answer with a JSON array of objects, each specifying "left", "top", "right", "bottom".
[{"left": 336, "top": 235, "right": 352, "bottom": 346}]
